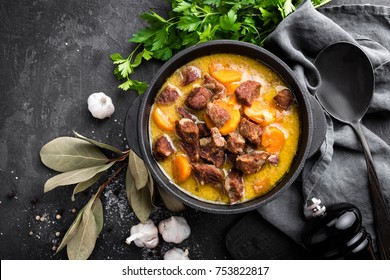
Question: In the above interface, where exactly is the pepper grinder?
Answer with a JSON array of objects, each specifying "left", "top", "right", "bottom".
[{"left": 301, "top": 198, "right": 376, "bottom": 260}]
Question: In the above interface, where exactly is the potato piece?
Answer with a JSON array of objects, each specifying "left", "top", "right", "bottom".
[{"left": 244, "top": 100, "right": 276, "bottom": 126}]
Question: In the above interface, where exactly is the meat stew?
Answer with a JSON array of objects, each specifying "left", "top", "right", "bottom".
[{"left": 150, "top": 53, "right": 300, "bottom": 204}]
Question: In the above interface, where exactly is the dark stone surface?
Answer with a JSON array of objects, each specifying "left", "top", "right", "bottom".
[
  {"left": 1, "top": 0, "right": 388, "bottom": 260},
  {"left": 0, "top": 0, "right": 244, "bottom": 260}
]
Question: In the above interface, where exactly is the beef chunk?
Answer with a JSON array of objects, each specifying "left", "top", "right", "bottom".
[
  {"left": 235, "top": 80, "right": 261, "bottom": 106},
  {"left": 181, "top": 141, "right": 199, "bottom": 162},
  {"left": 175, "top": 118, "right": 199, "bottom": 143},
  {"left": 185, "top": 87, "right": 212, "bottom": 110},
  {"left": 267, "top": 154, "right": 279, "bottom": 166},
  {"left": 197, "top": 122, "right": 211, "bottom": 138},
  {"left": 210, "top": 127, "right": 226, "bottom": 148},
  {"left": 181, "top": 65, "right": 201, "bottom": 86},
  {"left": 273, "top": 89, "right": 294, "bottom": 110},
  {"left": 199, "top": 137, "right": 225, "bottom": 168},
  {"left": 239, "top": 118, "right": 263, "bottom": 146},
  {"left": 226, "top": 152, "right": 238, "bottom": 165},
  {"left": 156, "top": 85, "right": 179, "bottom": 105},
  {"left": 203, "top": 74, "right": 225, "bottom": 95},
  {"left": 226, "top": 132, "right": 246, "bottom": 154},
  {"left": 224, "top": 169, "right": 244, "bottom": 204},
  {"left": 191, "top": 163, "right": 224, "bottom": 185},
  {"left": 236, "top": 151, "right": 270, "bottom": 175},
  {"left": 153, "top": 135, "right": 175, "bottom": 160},
  {"left": 177, "top": 106, "right": 197, "bottom": 122},
  {"left": 206, "top": 102, "right": 231, "bottom": 128}
]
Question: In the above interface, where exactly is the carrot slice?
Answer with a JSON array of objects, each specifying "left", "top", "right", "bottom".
[
  {"left": 226, "top": 82, "right": 240, "bottom": 96},
  {"left": 210, "top": 69, "right": 242, "bottom": 84},
  {"left": 253, "top": 178, "right": 271, "bottom": 195},
  {"left": 244, "top": 100, "right": 276, "bottom": 126},
  {"left": 172, "top": 154, "right": 191, "bottom": 183},
  {"left": 261, "top": 126, "right": 285, "bottom": 153},
  {"left": 151, "top": 106, "right": 174, "bottom": 131},
  {"left": 203, "top": 100, "right": 241, "bottom": 135},
  {"left": 203, "top": 112, "right": 215, "bottom": 129}
]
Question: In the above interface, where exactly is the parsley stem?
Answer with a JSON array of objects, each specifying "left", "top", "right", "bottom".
[
  {"left": 127, "top": 43, "right": 142, "bottom": 61},
  {"left": 313, "top": 0, "right": 333, "bottom": 8}
]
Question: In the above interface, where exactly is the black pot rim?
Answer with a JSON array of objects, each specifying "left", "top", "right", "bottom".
[{"left": 137, "top": 40, "right": 313, "bottom": 214}]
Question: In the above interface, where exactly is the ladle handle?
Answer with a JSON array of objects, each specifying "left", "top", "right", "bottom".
[{"left": 352, "top": 121, "right": 390, "bottom": 260}]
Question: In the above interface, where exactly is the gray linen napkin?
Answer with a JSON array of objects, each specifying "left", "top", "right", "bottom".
[{"left": 257, "top": 0, "right": 390, "bottom": 249}]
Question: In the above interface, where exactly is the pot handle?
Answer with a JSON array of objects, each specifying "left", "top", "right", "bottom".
[
  {"left": 307, "top": 94, "right": 327, "bottom": 158},
  {"left": 125, "top": 96, "right": 143, "bottom": 157}
]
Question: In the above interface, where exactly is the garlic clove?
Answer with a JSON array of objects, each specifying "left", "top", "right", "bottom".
[
  {"left": 158, "top": 216, "right": 191, "bottom": 244},
  {"left": 164, "top": 248, "right": 190, "bottom": 260},
  {"left": 126, "top": 219, "right": 159, "bottom": 249},
  {"left": 87, "top": 92, "right": 115, "bottom": 119}
]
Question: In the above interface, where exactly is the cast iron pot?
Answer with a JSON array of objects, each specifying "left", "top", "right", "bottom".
[{"left": 125, "top": 40, "right": 326, "bottom": 214}]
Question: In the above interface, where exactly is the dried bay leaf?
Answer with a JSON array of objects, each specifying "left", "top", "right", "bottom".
[
  {"left": 44, "top": 162, "right": 115, "bottom": 193},
  {"left": 158, "top": 186, "right": 186, "bottom": 212},
  {"left": 71, "top": 172, "right": 104, "bottom": 201},
  {"left": 130, "top": 183, "right": 154, "bottom": 223},
  {"left": 93, "top": 198, "right": 104, "bottom": 235},
  {"left": 125, "top": 164, "right": 135, "bottom": 207},
  {"left": 128, "top": 149, "right": 148, "bottom": 190},
  {"left": 56, "top": 208, "right": 85, "bottom": 253},
  {"left": 67, "top": 198, "right": 98, "bottom": 260},
  {"left": 73, "top": 131, "right": 123, "bottom": 154},
  {"left": 147, "top": 170, "right": 156, "bottom": 206},
  {"left": 40, "top": 137, "right": 109, "bottom": 172},
  {"left": 126, "top": 162, "right": 153, "bottom": 223}
]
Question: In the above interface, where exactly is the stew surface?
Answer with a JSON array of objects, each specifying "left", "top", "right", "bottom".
[{"left": 149, "top": 53, "right": 300, "bottom": 204}]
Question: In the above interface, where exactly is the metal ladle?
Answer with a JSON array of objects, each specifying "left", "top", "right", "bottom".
[{"left": 314, "top": 41, "right": 390, "bottom": 259}]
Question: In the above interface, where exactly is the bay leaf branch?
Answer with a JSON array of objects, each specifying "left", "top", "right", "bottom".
[
  {"left": 66, "top": 197, "right": 98, "bottom": 260},
  {"left": 56, "top": 208, "right": 85, "bottom": 254},
  {"left": 71, "top": 172, "right": 104, "bottom": 201},
  {"left": 126, "top": 163, "right": 153, "bottom": 223},
  {"left": 44, "top": 162, "right": 115, "bottom": 193},
  {"left": 128, "top": 149, "right": 148, "bottom": 190},
  {"left": 73, "top": 131, "right": 123, "bottom": 154},
  {"left": 40, "top": 137, "right": 109, "bottom": 172},
  {"left": 157, "top": 186, "right": 186, "bottom": 212},
  {"left": 93, "top": 198, "right": 104, "bottom": 235}
]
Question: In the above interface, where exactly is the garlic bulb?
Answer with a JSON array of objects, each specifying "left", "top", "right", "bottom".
[
  {"left": 126, "top": 219, "right": 159, "bottom": 248},
  {"left": 158, "top": 216, "right": 191, "bottom": 243},
  {"left": 87, "top": 92, "right": 115, "bottom": 119},
  {"left": 164, "top": 248, "right": 190, "bottom": 260}
]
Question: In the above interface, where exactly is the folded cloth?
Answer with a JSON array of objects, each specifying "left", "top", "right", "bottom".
[{"left": 257, "top": 0, "right": 390, "bottom": 250}]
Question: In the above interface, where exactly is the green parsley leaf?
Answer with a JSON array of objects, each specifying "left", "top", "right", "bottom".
[
  {"left": 140, "top": 11, "right": 168, "bottom": 26},
  {"left": 142, "top": 48, "right": 153, "bottom": 60},
  {"left": 153, "top": 47, "right": 173, "bottom": 61},
  {"left": 151, "top": 29, "right": 168, "bottom": 51},
  {"left": 172, "top": 0, "right": 192, "bottom": 13},
  {"left": 177, "top": 15, "right": 203, "bottom": 32},
  {"left": 219, "top": 10, "right": 240, "bottom": 32},
  {"left": 109, "top": 53, "right": 125, "bottom": 62},
  {"left": 117, "top": 60, "right": 132, "bottom": 78},
  {"left": 203, "top": 0, "right": 223, "bottom": 8},
  {"left": 118, "top": 79, "right": 148, "bottom": 94},
  {"left": 111, "top": 0, "right": 333, "bottom": 94}
]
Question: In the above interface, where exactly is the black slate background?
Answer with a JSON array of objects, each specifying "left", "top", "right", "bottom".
[
  {"left": 1, "top": 0, "right": 388, "bottom": 260},
  {"left": 0, "top": 0, "right": 246, "bottom": 260}
]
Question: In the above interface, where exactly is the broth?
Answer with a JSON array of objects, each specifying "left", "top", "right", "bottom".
[{"left": 149, "top": 53, "right": 300, "bottom": 204}]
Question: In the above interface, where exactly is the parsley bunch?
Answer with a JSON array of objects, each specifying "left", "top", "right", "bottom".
[{"left": 111, "top": 0, "right": 332, "bottom": 94}]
